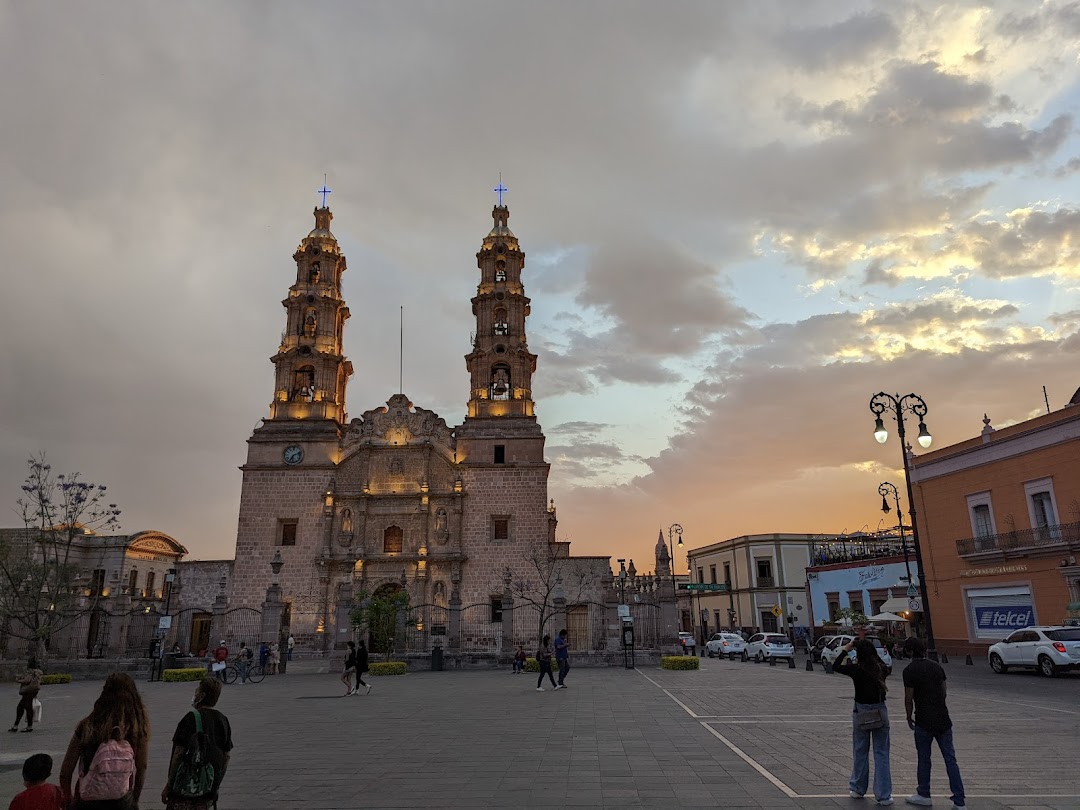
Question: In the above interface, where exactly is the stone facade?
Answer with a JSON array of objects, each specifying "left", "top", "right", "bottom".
[{"left": 200, "top": 202, "right": 613, "bottom": 652}]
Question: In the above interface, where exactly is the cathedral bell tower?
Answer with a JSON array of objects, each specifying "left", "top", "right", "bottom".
[
  {"left": 457, "top": 203, "right": 546, "bottom": 466},
  {"left": 268, "top": 206, "right": 353, "bottom": 423}
]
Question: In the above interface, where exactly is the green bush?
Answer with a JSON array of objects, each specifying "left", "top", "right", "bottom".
[
  {"left": 661, "top": 656, "right": 700, "bottom": 670},
  {"left": 40, "top": 673, "right": 72, "bottom": 685},
  {"left": 369, "top": 661, "right": 407, "bottom": 676},
  {"left": 163, "top": 668, "right": 208, "bottom": 682},
  {"left": 524, "top": 657, "right": 539, "bottom": 673}
]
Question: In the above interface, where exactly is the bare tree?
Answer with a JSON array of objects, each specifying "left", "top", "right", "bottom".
[
  {"left": 0, "top": 456, "right": 121, "bottom": 663},
  {"left": 508, "top": 539, "right": 598, "bottom": 639}
]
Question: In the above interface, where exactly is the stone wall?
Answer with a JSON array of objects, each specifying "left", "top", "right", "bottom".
[{"left": 175, "top": 560, "right": 234, "bottom": 611}]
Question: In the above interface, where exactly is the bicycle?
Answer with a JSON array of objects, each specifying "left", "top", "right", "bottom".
[{"left": 223, "top": 663, "right": 265, "bottom": 684}]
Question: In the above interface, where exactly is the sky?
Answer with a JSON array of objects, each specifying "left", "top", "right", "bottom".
[{"left": 1, "top": 1, "right": 1079, "bottom": 572}]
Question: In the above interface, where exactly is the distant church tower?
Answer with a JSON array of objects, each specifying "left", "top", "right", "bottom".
[{"left": 231, "top": 204, "right": 352, "bottom": 607}]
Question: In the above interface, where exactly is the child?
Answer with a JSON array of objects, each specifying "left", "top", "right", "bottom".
[
  {"left": 9, "top": 753, "right": 64, "bottom": 810},
  {"left": 512, "top": 644, "right": 526, "bottom": 674}
]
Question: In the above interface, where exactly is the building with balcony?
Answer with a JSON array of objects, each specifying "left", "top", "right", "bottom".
[
  {"left": 910, "top": 389, "right": 1080, "bottom": 653},
  {"left": 686, "top": 534, "right": 816, "bottom": 641}
]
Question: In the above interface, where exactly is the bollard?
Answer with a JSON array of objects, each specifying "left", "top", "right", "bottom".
[
  {"left": 965, "top": 654, "right": 973, "bottom": 665},
  {"left": 788, "top": 657, "right": 796, "bottom": 669},
  {"left": 768, "top": 656, "right": 776, "bottom": 667},
  {"left": 805, "top": 657, "right": 814, "bottom": 671},
  {"left": 941, "top": 652, "right": 949, "bottom": 664}
]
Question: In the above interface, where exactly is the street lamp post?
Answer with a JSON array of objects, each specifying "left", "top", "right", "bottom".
[
  {"left": 878, "top": 481, "right": 913, "bottom": 585},
  {"left": 869, "top": 392, "right": 937, "bottom": 654},
  {"left": 667, "top": 523, "right": 683, "bottom": 633}
]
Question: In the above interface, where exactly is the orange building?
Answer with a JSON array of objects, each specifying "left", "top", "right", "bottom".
[{"left": 910, "top": 388, "right": 1080, "bottom": 655}]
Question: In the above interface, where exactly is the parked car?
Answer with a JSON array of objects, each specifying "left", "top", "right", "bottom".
[
  {"left": 820, "top": 635, "right": 893, "bottom": 673},
  {"left": 988, "top": 626, "right": 1080, "bottom": 677},
  {"left": 705, "top": 632, "right": 746, "bottom": 658},
  {"left": 810, "top": 635, "right": 836, "bottom": 663},
  {"left": 678, "top": 631, "right": 697, "bottom": 653},
  {"left": 745, "top": 633, "right": 795, "bottom": 663}
]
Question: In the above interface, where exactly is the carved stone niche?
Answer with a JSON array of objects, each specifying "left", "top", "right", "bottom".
[{"left": 433, "top": 508, "right": 450, "bottom": 546}]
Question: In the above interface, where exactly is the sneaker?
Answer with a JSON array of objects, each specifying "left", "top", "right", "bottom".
[
  {"left": 555, "top": 684, "right": 566, "bottom": 689},
  {"left": 366, "top": 684, "right": 372, "bottom": 695},
  {"left": 877, "top": 799, "right": 894, "bottom": 807},
  {"left": 906, "top": 796, "right": 933, "bottom": 807},
  {"left": 537, "top": 687, "right": 545, "bottom": 691},
  {"left": 849, "top": 792, "right": 865, "bottom": 799}
]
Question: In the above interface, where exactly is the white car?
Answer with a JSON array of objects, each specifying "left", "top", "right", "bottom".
[
  {"left": 678, "top": 631, "right": 697, "bottom": 653},
  {"left": 820, "top": 635, "right": 894, "bottom": 673},
  {"left": 988, "top": 626, "right": 1080, "bottom": 677},
  {"left": 745, "top": 632, "right": 794, "bottom": 663},
  {"left": 705, "top": 632, "right": 746, "bottom": 658}
]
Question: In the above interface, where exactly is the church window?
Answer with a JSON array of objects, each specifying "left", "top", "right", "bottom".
[
  {"left": 128, "top": 568, "right": 138, "bottom": 596},
  {"left": 494, "top": 445, "right": 505, "bottom": 464},
  {"left": 492, "top": 516, "right": 510, "bottom": 542},
  {"left": 383, "top": 525, "right": 403, "bottom": 554},
  {"left": 490, "top": 365, "right": 511, "bottom": 400},
  {"left": 144, "top": 571, "right": 156, "bottom": 600},
  {"left": 292, "top": 367, "right": 315, "bottom": 401},
  {"left": 493, "top": 307, "right": 508, "bottom": 335},
  {"left": 303, "top": 308, "right": 318, "bottom": 337},
  {"left": 279, "top": 519, "right": 298, "bottom": 546},
  {"left": 495, "top": 268, "right": 506, "bottom": 282},
  {"left": 309, "top": 263, "right": 320, "bottom": 284},
  {"left": 490, "top": 597, "right": 503, "bottom": 623}
]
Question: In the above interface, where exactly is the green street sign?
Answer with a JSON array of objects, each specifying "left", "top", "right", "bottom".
[{"left": 685, "top": 583, "right": 729, "bottom": 592}]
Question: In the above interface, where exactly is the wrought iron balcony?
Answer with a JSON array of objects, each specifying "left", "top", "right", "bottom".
[
  {"left": 756, "top": 576, "right": 775, "bottom": 588},
  {"left": 955, "top": 520, "right": 1080, "bottom": 559}
]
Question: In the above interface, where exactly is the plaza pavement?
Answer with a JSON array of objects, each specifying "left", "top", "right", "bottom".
[{"left": 2, "top": 654, "right": 1078, "bottom": 809}]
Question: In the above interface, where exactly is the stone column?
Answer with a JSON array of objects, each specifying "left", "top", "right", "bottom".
[
  {"left": 448, "top": 588, "right": 461, "bottom": 651},
  {"left": 603, "top": 574, "right": 621, "bottom": 652},
  {"left": 500, "top": 568, "right": 514, "bottom": 655},
  {"left": 660, "top": 575, "right": 679, "bottom": 654},
  {"left": 208, "top": 578, "right": 228, "bottom": 650}
]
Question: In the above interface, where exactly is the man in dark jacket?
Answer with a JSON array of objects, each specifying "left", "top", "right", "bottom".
[{"left": 903, "top": 637, "right": 965, "bottom": 808}]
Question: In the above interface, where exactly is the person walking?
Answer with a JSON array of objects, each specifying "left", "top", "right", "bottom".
[
  {"left": 903, "top": 637, "right": 965, "bottom": 808},
  {"left": 554, "top": 629, "right": 570, "bottom": 689},
  {"left": 161, "top": 676, "right": 233, "bottom": 810},
  {"left": 341, "top": 641, "right": 358, "bottom": 696},
  {"left": 835, "top": 638, "right": 893, "bottom": 806},
  {"left": 535, "top": 635, "right": 556, "bottom": 691},
  {"left": 351, "top": 640, "right": 371, "bottom": 695},
  {"left": 9, "top": 657, "right": 42, "bottom": 733},
  {"left": 287, "top": 634, "right": 295, "bottom": 661},
  {"left": 59, "top": 672, "right": 149, "bottom": 810}
]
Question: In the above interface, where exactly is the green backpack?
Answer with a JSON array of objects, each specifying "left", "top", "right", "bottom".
[{"left": 171, "top": 709, "right": 217, "bottom": 799}]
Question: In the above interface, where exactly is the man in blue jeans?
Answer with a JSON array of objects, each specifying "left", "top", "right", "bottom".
[
  {"left": 554, "top": 629, "right": 570, "bottom": 689},
  {"left": 903, "top": 637, "right": 965, "bottom": 808}
]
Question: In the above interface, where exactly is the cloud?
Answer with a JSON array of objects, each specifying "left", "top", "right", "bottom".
[{"left": 775, "top": 11, "right": 900, "bottom": 72}]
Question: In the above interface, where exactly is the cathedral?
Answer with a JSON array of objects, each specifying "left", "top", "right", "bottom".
[{"left": 218, "top": 197, "right": 614, "bottom": 653}]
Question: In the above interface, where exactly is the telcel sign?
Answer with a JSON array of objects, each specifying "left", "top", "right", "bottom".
[{"left": 974, "top": 605, "right": 1033, "bottom": 632}]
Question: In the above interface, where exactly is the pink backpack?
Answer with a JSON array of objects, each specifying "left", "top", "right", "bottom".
[{"left": 77, "top": 734, "right": 135, "bottom": 801}]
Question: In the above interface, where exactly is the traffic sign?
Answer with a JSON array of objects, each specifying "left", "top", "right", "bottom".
[
  {"left": 685, "top": 583, "right": 729, "bottom": 592},
  {"left": 907, "top": 584, "right": 919, "bottom": 598},
  {"left": 908, "top": 598, "right": 922, "bottom": 612},
  {"left": 617, "top": 605, "right": 630, "bottom": 619},
  {"left": 771, "top": 605, "right": 783, "bottom": 618}
]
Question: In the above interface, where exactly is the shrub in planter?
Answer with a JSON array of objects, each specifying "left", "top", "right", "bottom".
[
  {"left": 40, "top": 674, "right": 72, "bottom": 685},
  {"left": 369, "top": 661, "right": 407, "bottom": 676},
  {"left": 524, "top": 657, "right": 539, "bottom": 673},
  {"left": 661, "top": 656, "right": 700, "bottom": 671},
  {"left": 163, "top": 668, "right": 208, "bottom": 683}
]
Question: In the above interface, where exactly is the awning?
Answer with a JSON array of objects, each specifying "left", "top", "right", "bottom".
[
  {"left": 880, "top": 597, "right": 919, "bottom": 614},
  {"left": 867, "top": 612, "right": 909, "bottom": 623}
]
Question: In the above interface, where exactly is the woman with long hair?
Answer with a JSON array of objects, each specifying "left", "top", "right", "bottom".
[
  {"left": 835, "top": 638, "right": 893, "bottom": 805},
  {"left": 9, "top": 656, "right": 42, "bottom": 733},
  {"left": 59, "top": 672, "right": 150, "bottom": 810}
]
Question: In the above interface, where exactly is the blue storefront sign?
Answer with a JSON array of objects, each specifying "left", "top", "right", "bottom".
[{"left": 973, "top": 605, "right": 1034, "bottom": 632}]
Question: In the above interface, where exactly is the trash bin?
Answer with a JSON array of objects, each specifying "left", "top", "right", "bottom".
[{"left": 431, "top": 644, "right": 444, "bottom": 671}]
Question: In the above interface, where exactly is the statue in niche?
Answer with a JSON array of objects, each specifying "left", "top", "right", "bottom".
[
  {"left": 434, "top": 508, "right": 447, "bottom": 534},
  {"left": 304, "top": 309, "right": 317, "bottom": 337},
  {"left": 341, "top": 508, "right": 353, "bottom": 534},
  {"left": 389, "top": 457, "right": 404, "bottom": 476},
  {"left": 309, "top": 263, "right": 320, "bottom": 284},
  {"left": 433, "top": 581, "right": 447, "bottom": 609}
]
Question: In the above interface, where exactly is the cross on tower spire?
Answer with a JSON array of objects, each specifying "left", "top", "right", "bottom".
[
  {"left": 493, "top": 174, "right": 508, "bottom": 207},
  {"left": 317, "top": 174, "right": 332, "bottom": 208}
]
